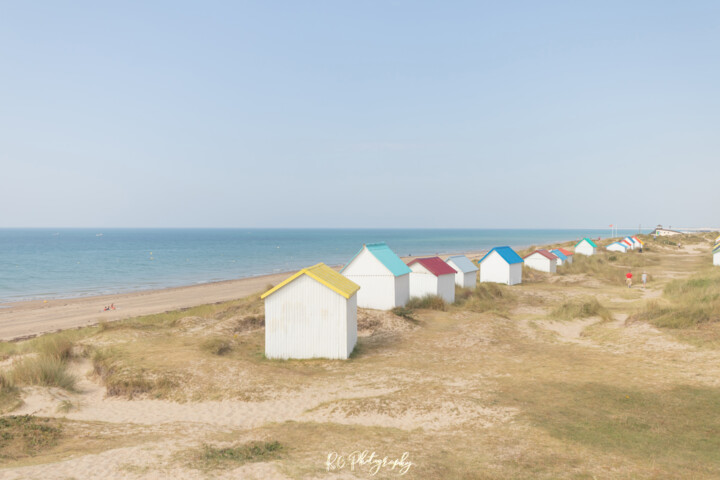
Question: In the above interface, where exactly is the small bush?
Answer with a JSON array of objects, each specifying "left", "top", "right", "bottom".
[
  {"left": 10, "top": 356, "right": 76, "bottom": 391},
  {"left": 391, "top": 307, "right": 417, "bottom": 322},
  {"left": 0, "top": 415, "right": 63, "bottom": 460},
  {"left": 201, "top": 338, "right": 232, "bottom": 356},
  {"left": 192, "top": 441, "right": 283, "bottom": 469},
  {"left": 454, "top": 283, "right": 516, "bottom": 314},
  {"left": 24, "top": 335, "right": 74, "bottom": 360},
  {"left": 406, "top": 295, "right": 447, "bottom": 311},
  {"left": 550, "top": 298, "right": 613, "bottom": 322}
]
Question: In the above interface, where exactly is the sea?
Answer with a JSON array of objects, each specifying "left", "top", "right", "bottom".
[{"left": 0, "top": 228, "right": 645, "bottom": 303}]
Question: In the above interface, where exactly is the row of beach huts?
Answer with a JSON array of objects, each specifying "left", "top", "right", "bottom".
[{"left": 261, "top": 236, "right": 647, "bottom": 360}]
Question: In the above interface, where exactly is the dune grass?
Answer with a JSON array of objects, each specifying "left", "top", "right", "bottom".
[
  {"left": 91, "top": 347, "right": 177, "bottom": 399},
  {"left": 550, "top": 297, "right": 613, "bottom": 322},
  {"left": 633, "top": 267, "right": 720, "bottom": 330},
  {"left": 453, "top": 282, "right": 516, "bottom": 314},
  {"left": 10, "top": 356, "right": 77, "bottom": 391},
  {"left": 200, "top": 337, "right": 233, "bottom": 356},
  {"left": 187, "top": 440, "right": 284, "bottom": 470},
  {"left": 406, "top": 295, "right": 447, "bottom": 311},
  {"left": 0, "top": 415, "right": 64, "bottom": 461}
]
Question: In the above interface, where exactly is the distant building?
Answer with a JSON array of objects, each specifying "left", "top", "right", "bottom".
[
  {"left": 524, "top": 249, "right": 558, "bottom": 273},
  {"left": 262, "top": 263, "right": 360, "bottom": 360},
  {"left": 407, "top": 257, "right": 457, "bottom": 303},
  {"left": 341, "top": 242, "right": 410, "bottom": 310},
  {"left": 654, "top": 227, "right": 682, "bottom": 236},
  {"left": 606, "top": 242, "right": 629, "bottom": 253},
  {"left": 714, "top": 244, "right": 720, "bottom": 266},
  {"left": 575, "top": 238, "right": 598, "bottom": 256},
  {"left": 622, "top": 237, "right": 635, "bottom": 249},
  {"left": 478, "top": 246, "right": 524, "bottom": 285},
  {"left": 445, "top": 255, "right": 478, "bottom": 288}
]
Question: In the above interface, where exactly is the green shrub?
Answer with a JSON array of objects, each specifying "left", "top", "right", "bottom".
[
  {"left": 0, "top": 415, "right": 63, "bottom": 459},
  {"left": 191, "top": 441, "right": 283, "bottom": 469},
  {"left": 406, "top": 295, "right": 447, "bottom": 311}
]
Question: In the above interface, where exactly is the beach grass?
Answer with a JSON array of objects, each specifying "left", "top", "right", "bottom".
[
  {"left": 186, "top": 440, "right": 284, "bottom": 470},
  {"left": 550, "top": 297, "right": 613, "bottom": 322},
  {"left": 0, "top": 415, "right": 64, "bottom": 461},
  {"left": 406, "top": 295, "right": 447, "bottom": 311}
]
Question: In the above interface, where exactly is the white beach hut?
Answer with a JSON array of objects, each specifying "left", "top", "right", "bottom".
[
  {"left": 478, "top": 246, "right": 524, "bottom": 285},
  {"left": 575, "top": 238, "right": 597, "bottom": 256},
  {"left": 714, "top": 244, "right": 720, "bottom": 266},
  {"left": 622, "top": 237, "right": 635, "bottom": 250},
  {"left": 445, "top": 255, "right": 478, "bottom": 288},
  {"left": 407, "top": 257, "right": 457, "bottom": 303},
  {"left": 523, "top": 249, "right": 558, "bottom": 273},
  {"left": 341, "top": 242, "right": 411, "bottom": 310},
  {"left": 261, "top": 263, "right": 360, "bottom": 360},
  {"left": 630, "top": 236, "right": 643, "bottom": 249},
  {"left": 552, "top": 248, "right": 574, "bottom": 265},
  {"left": 606, "top": 242, "right": 629, "bottom": 253},
  {"left": 550, "top": 249, "right": 570, "bottom": 266}
]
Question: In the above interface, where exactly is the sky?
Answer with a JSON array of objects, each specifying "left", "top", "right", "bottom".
[{"left": 1, "top": 1, "right": 718, "bottom": 229}]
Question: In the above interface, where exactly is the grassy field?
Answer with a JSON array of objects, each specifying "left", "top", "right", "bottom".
[{"left": 1, "top": 232, "right": 719, "bottom": 478}]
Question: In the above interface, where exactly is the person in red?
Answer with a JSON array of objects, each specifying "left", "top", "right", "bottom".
[{"left": 626, "top": 271, "right": 633, "bottom": 288}]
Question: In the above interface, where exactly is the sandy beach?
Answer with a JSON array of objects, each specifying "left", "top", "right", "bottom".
[{"left": 0, "top": 252, "right": 487, "bottom": 341}]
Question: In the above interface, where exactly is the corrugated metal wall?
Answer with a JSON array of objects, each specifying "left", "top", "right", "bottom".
[
  {"left": 525, "top": 255, "right": 556, "bottom": 273},
  {"left": 343, "top": 247, "right": 407, "bottom": 309},
  {"left": 436, "top": 274, "right": 456, "bottom": 303},
  {"left": 264, "top": 274, "right": 354, "bottom": 359},
  {"left": 459, "top": 271, "right": 477, "bottom": 288},
  {"left": 409, "top": 269, "right": 439, "bottom": 299},
  {"left": 480, "top": 251, "right": 510, "bottom": 284}
]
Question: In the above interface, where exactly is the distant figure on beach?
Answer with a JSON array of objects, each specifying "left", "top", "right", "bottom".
[
  {"left": 104, "top": 306, "right": 109, "bottom": 311},
  {"left": 110, "top": 303, "right": 115, "bottom": 310},
  {"left": 626, "top": 271, "right": 633, "bottom": 288},
  {"left": 639, "top": 244, "right": 643, "bottom": 253},
  {"left": 642, "top": 272, "right": 647, "bottom": 288}
]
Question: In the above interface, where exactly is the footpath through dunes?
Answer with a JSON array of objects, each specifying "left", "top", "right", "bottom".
[{"left": 3, "top": 233, "right": 720, "bottom": 479}]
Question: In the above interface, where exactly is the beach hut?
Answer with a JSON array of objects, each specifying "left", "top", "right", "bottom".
[
  {"left": 606, "top": 242, "right": 629, "bottom": 253},
  {"left": 550, "top": 249, "right": 569, "bottom": 266},
  {"left": 622, "top": 237, "right": 635, "bottom": 250},
  {"left": 445, "top": 255, "right": 478, "bottom": 288},
  {"left": 555, "top": 247, "right": 574, "bottom": 265},
  {"left": 341, "top": 242, "right": 411, "bottom": 310},
  {"left": 406, "top": 257, "right": 457, "bottom": 303},
  {"left": 261, "top": 263, "right": 360, "bottom": 360},
  {"left": 478, "top": 246, "right": 524, "bottom": 285},
  {"left": 631, "top": 236, "right": 643, "bottom": 249},
  {"left": 575, "top": 238, "right": 597, "bottom": 256},
  {"left": 714, "top": 244, "right": 720, "bottom": 266},
  {"left": 523, "top": 249, "right": 558, "bottom": 273}
]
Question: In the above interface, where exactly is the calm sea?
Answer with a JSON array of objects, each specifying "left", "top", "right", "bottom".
[{"left": 0, "top": 228, "right": 644, "bottom": 303}]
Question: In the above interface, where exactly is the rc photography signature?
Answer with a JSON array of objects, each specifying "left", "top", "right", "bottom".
[{"left": 326, "top": 450, "right": 413, "bottom": 476}]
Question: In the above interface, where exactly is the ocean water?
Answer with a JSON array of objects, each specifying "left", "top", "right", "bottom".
[{"left": 0, "top": 228, "right": 644, "bottom": 303}]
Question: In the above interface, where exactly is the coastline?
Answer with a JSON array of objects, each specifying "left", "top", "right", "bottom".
[{"left": 0, "top": 248, "right": 498, "bottom": 341}]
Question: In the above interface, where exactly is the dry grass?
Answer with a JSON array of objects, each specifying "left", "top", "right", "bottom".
[
  {"left": 185, "top": 440, "right": 283, "bottom": 470},
  {"left": 550, "top": 297, "right": 613, "bottom": 322},
  {"left": 0, "top": 416, "right": 63, "bottom": 461},
  {"left": 406, "top": 295, "right": 447, "bottom": 311}
]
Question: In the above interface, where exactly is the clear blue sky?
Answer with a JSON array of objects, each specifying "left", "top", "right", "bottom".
[{"left": 1, "top": 1, "right": 718, "bottom": 229}]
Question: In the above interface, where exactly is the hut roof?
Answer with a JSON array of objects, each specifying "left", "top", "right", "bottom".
[
  {"left": 479, "top": 246, "right": 524, "bottom": 265},
  {"left": 550, "top": 249, "right": 568, "bottom": 261},
  {"left": 576, "top": 238, "right": 598, "bottom": 248},
  {"left": 445, "top": 255, "right": 479, "bottom": 273},
  {"left": 341, "top": 242, "right": 411, "bottom": 277},
  {"left": 524, "top": 249, "right": 557, "bottom": 261},
  {"left": 261, "top": 263, "right": 360, "bottom": 299},
  {"left": 407, "top": 257, "right": 458, "bottom": 276},
  {"left": 557, "top": 247, "right": 574, "bottom": 256}
]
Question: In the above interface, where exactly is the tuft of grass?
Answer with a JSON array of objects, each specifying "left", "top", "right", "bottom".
[
  {"left": 0, "top": 373, "right": 21, "bottom": 414},
  {"left": 550, "top": 297, "right": 613, "bottom": 322},
  {"left": 391, "top": 306, "right": 418, "bottom": 323},
  {"left": 0, "top": 415, "right": 64, "bottom": 460},
  {"left": 91, "top": 347, "right": 177, "bottom": 399},
  {"left": 201, "top": 338, "right": 232, "bottom": 356},
  {"left": 56, "top": 400, "right": 77, "bottom": 414},
  {"left": 10, "top": 356, "right": 76, "bottom": 391},
  {"left": 453, "top": 283, "right": 516, "bottom": 314},
  {"left": 189, "top": 440, "right": 283, "bottom": 470},
  {"left": 29, "top": 335, "right": 74, "bottom": 360},
  {"left": 406, "top": 295, "right": 447, "bottom": 311}
]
